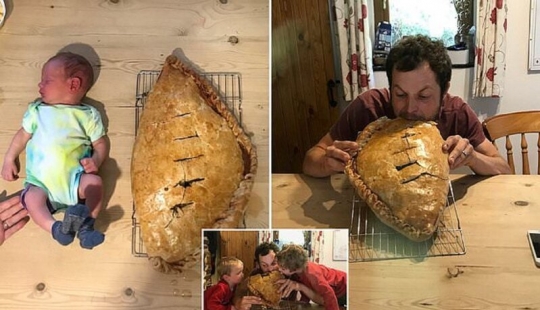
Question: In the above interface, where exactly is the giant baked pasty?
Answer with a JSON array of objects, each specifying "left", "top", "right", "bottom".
[
  {"left": 131, "top": 55, "right": 257, "bottom": 273},
  {"left": 345, "top": 117, "right": 449, "bottom": 242},
  {"left": 247, "top": 271, "right": 284, "bottom": 308}
]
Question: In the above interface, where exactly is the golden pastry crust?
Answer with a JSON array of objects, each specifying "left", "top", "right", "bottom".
[
  {"left": 131, "top": 55, "right": 257, "bottom": 273},
  {"left": 345, "top": 117, "right": 449, "bottom": 242},
  {"left": 247, "top": 271, "right": 284, "bottom": 308}
]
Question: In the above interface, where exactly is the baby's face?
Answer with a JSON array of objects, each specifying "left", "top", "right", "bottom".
[{"left": 38, "top": 60, "right": 76, "bottom": 104}]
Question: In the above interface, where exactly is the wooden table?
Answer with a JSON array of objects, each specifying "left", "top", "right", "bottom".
[{"left": 272, "top": 173, "right": 540, "bottom": 309}]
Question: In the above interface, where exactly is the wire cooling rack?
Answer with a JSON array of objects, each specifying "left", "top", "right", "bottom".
[
  {"left": 349, "top": 181, "right": 466, "bottom": 262},
  {"left": 131, "top": 69, "right": 243, "bottom": 257}
]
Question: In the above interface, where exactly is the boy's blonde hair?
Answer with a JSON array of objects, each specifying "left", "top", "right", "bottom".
[
  {"left": 276, "top": 244, "right": 308, "bottom": 271},
  {"left": 47, "top": 52, "right": 95, "bottom": 94},
  {"left": 216, "top": 257, "right": 243, "bottom": 278}
]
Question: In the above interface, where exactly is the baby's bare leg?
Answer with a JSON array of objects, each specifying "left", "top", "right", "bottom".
[
  {"left": 77, "top": 174, "right": 105, "bottom": 249},
  {"left": 22, "top": 186, "right": 54, "bottom": 233},
  {"left": 78, "top": 173, "right": 103, "bottom": 218},
  {"left": 23, "top": 185, "right": 75, "bottom": 245}
]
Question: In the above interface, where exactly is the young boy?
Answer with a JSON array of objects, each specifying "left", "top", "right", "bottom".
[
  {"left": 1, "top": 52, "right": 109, "bottom": 249},
  {"left": 276, "top": 244, "right": 347, "bottom": 310},
  {"left": 205, "top": 257, "right": 244, "bottom": 310}
]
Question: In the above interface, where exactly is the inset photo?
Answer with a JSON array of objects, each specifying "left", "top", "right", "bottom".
[{"left": 202, "top": 229, "right": 348, "bottom": 310}]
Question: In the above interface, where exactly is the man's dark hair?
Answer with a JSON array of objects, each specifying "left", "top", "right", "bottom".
[
  {"left": 254, "top": 242, "right": 279, "bottom": 263},
  {"left": 385, "top": 35, "right": 452, "bottom": 94}
]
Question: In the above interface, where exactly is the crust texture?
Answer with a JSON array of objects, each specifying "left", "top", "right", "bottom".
[
  {"left": 247, "top": 271, "right": 284, "bottom": 308},
  {"left": 345, "top": 117, "right": 449, "bottom": 241},
  {"left": 131, "top": 55, "right": 257, "bottom": 272}
]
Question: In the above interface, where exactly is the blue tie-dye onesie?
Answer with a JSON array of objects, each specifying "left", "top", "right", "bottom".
[{"left": 22, "top": 100, "right": 105, "bottom": 211}]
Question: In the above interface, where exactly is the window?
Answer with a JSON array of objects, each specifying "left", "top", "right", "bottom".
[
  {"left": 275, "top": 230, "right": 308, "bottom": 250},
  {"left": 373, "top": 0, "right": 471, "bottom": 48}
]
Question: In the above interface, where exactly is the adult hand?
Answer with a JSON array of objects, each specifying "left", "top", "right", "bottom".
[
  {"left": 276, "top": 278, "right": 300, "bottom": 299},
  {"left": 442, "top": 135, "right": 474, "bottom": 170},
  {"left": 304, "top": 133, "right": 360, "bottom": 177},
  {"left": 237, "top": 296, "right": 263, "bottom": 310},
  {"left": 0, "top": 195, "right": 29, "bottom": 245},
  {"left": 322, "top": 140, "right": 358, "bottom": 173}
]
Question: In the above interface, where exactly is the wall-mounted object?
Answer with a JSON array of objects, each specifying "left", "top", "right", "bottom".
[
  {"left": 529, "top": 0, "right": 540, "bottom": 70},
  {"left": 332, "top": 230, "right": 348, "bottom": 261}
]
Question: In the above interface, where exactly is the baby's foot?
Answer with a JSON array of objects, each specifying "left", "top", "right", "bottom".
[
  {"left": 77, "top": 217, "right": 105, "bottom": 249},
  {"left": 79, "top": 230, "right": 105, "bottom": 249},
  {"left": 52, "top": 221, "right": 75, "bottom": 246},
  {"left": 62, "top": 204, "right": 90, "bottom": 234}
]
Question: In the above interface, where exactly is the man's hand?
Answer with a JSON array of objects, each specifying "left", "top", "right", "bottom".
[
  {"left": 303, "top": 133, "right": 359, "bottom": 177},
  {"left": 442, "top": 135, "right": 474, "bottom": 170},
  {"left": 324, "top": 140, "right": 359, "bottom": 173}
]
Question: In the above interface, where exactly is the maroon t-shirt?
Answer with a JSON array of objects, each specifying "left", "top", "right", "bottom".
[{"left": 329, "top": 88, "right": 486, "bottom": 147}]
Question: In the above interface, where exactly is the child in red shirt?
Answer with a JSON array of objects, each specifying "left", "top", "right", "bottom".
[
  {"left": 204, "top": 257, "right": 244, "bottom": 310},
  {"left": 277, "top": 244, "right": 347, "bottom": 310}
]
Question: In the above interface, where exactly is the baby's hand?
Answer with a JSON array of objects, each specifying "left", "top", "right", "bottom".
[
  {"left": 1, "top": 161, "right": 19, "bottom": 181},
  {"left": 80, "top": 158, "right": 99, "bottom": 174}
]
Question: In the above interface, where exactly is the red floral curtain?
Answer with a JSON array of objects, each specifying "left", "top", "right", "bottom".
[
  {"left": 259, "top": 230, "right": 271, "bottom": 244},
  {"left": 310, "top": 230, "right": 324, "bottom": 263},
  {"left": 334, "top": 0, "right": 374, "bottom": 100},
  {"left": 473, "top": 0, "right": 508, "bottom": 97}
]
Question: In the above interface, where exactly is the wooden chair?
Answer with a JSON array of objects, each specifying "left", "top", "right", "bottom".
[{"left": 482, "top": 111, "right": 540, "bottom": 174}]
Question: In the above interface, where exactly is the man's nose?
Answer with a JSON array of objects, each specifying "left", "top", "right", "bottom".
[{"left": 405, "top": 98, "right": 419, "bottom": 114}]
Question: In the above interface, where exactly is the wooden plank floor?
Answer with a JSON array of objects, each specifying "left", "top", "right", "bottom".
[{"left": 0, "top": 1, "right": 269, "bottom": 309}]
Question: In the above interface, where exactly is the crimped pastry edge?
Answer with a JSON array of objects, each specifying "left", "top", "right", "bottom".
[
  {"left": 142, "top": 55, "right": 258, "bottom": 273},
  {"left": 344, "top": 117, "right": 443, "bottom": 242},
  {"left": 247, "top": 272, "right": 283, "bottom": 308}
]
